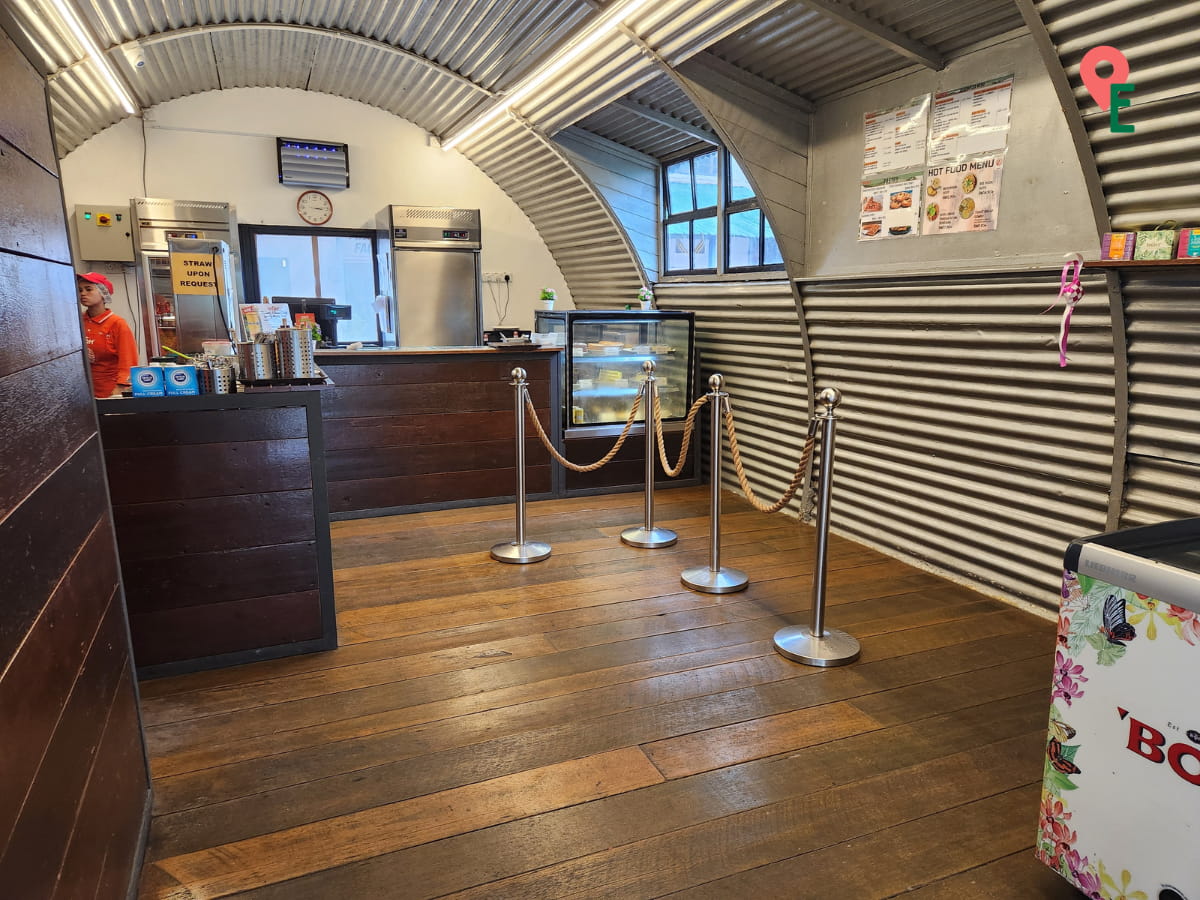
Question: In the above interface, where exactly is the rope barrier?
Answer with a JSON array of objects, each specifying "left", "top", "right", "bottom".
[
  {"left": 722, "top": 397, "right": 817, "bottom": 515},
  {"left": 517, "top": 370, "right": 815, "bottom": 516},
  {"left": 653, "top": 388, "right": 709, "bottom": 477},
  {"left": 524, "top": 387, "right": 643, "bottom": 472}
]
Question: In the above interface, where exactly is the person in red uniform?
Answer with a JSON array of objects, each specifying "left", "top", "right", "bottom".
[{"left": 78, "top": 272, "right": 137, "bottom": 398}]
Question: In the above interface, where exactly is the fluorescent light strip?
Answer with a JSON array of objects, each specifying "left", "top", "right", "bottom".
[
  {"left": 46, "top": 0, "right": 138, "bottom": 114},
  {"left": 441, "top": 0, "right": 654, "bottom": 151}
]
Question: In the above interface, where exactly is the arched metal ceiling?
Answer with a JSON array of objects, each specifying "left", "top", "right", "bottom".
[{"left": 2, "top": 0, "right": 1029, "bottom": 304}]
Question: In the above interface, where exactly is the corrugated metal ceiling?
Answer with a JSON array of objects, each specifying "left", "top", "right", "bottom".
[
  {"left": 7, "top": 0, "right": 1028, "bottom": 159},
  {"left": 708, "top": 0, "right": 1026, "bottom": 102}
]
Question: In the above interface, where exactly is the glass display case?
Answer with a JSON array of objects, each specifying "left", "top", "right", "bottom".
[{"left": 534, "top": 310, "right": 696, "bottom": 435}]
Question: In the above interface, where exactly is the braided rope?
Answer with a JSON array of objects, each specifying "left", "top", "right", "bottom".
[
  {"left": 722, "top": 396, "right": 817, "bottom": 514},
  {"left": 653, "top": 385, "right": 709, "bottom": 477},
  {"left": 523, "top": 386, "right": 643, "bottom": 472}
]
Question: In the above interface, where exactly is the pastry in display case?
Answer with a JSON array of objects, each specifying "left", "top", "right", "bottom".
[{"left": 534, "top": 310, "right": 696, "bottom": 435}]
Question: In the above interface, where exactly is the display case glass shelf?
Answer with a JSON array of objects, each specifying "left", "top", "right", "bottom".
[{"left": 534, "top": 310, "right": 696, "bottom": 435}]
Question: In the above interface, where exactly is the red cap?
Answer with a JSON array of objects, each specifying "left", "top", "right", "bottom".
[{"left": 77, "top": 271, "right": 114, "bottom": 293}]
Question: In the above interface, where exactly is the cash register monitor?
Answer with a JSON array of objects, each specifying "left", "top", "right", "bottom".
[{"left": 273, "top": 297, "right": 353, "bottom": 345}]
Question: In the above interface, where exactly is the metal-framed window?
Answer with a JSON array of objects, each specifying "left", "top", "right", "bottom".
[
  {"left": 239, "top": 224, "right": 382, "bottom": 345},
  {"left": 662, "top": 148, "right": 783, "bottom": 275}
]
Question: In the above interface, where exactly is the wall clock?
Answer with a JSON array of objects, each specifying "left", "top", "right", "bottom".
[{"left": 296, "top": 189, "right": 333, "bottom": 225}]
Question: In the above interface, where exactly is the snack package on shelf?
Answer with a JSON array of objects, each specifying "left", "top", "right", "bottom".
[
  {"left": 1133, "top": 228, "right": 1177, "bottom": 261},
  {"left": 1177, "top": 227, "right": 1200, "bottom": 259},
  {"left": 1101, "top": 232, "right": 1136, "bottom": 260}
]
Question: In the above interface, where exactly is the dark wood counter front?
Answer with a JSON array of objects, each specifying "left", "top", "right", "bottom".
[
  {"left": 317, "top": 348, "right": 561, "bottom": 518},
  {"left": 97, "top": 391, "right": 337, "bottom": 677}
]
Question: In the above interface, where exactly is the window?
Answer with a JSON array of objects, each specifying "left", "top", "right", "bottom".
[
  {"left": 240, "top": 225, "right": 381, "bottom": 344},
  {"left": 662, "top": 148, "right": 783, "bottom": 275}
]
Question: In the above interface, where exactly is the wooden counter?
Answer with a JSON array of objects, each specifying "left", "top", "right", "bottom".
[
  {"left": 96, "top": 391, "right": 337, "bottom": 677},
  {"left": 316, "top": 348, "right": 561, "bottom": 518}
]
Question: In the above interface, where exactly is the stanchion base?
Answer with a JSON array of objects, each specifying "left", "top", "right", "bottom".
[
  {"left": 490, "top": 540, "right": 552, "bottom": 564},
  {"left": 681, "top": 565, "right": 748, "bottom": 594},
  {"left": 772, "top": 625, "right": 860, "bottom": 667},
  {"left": 620, "top": 526, "right": 678, "bottom": 548}
]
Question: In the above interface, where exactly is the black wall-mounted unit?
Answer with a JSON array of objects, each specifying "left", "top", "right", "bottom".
[{"left": 276, "top": 137, "right": 350, "bottom": 189}]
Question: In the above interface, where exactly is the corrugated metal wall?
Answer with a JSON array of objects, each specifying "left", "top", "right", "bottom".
[
  {"left": 555, "top": 127, "right": 660, "bottom": 281},
  {"left": 799, "top": 273, "right": 1115, "bottom": 607},
  {"left": 461, "top": 117, "right": 646, "bottom": 308},
  {"left": 655, "top": 280, "right": 812, "bottom": 516},
  {"left": 1032, "top": 0, "right": 1200, "bottom": 530},
  {"left": 1119, "top": 271, "right": 1200, "bottom": 526}
]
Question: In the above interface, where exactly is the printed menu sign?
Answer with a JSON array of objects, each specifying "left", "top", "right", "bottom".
[
  {"left": 859, "top": 171, "right": 923, "bottom": 241},
  {"left": 928, "top": 75, "right": 1014, "bottom": 163},
  {"left": 239, "top": 303, "right": 292, "bottom": 338},
  {"left": 863, "top": 95, "right": 930, "bottom": 175},
  {"left": 921, "top": 153, "right": 1006, "bottom": 235}
]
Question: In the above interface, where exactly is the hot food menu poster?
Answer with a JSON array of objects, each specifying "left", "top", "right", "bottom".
[
  {"left": 859, "top": 172, "right": 922, "bottom": 242},
  {"left": 858, "top": 74, "right": 1013, "bottom": 241}
]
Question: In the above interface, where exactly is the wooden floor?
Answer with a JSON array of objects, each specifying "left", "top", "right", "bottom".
[{"left": 135, "top": 487, "right": 1082, "bottom": 899}]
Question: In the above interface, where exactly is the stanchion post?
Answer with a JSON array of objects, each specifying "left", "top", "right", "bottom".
[
  {"left": 490, "top": 367, "right": 552, "bottom": 564},
  {"left": 621, "top": 360, "right": 677, "bottom": 549},
  {"left": 681, "top": 374, "right": 748, "bottom": 594},
  {"left": 773, "top": 387, "right": 860, "bottom": 666}
]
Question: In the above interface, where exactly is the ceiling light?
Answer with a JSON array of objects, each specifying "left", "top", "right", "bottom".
[
  {"left": 46, "top": 0, "right": 138, "bottom": 115},
  {"left": 441, "top": 0, "right": 654, "bottom": 151}
]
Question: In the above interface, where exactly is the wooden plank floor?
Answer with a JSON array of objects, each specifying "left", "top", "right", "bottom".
[{"left": 135, "top": 487, "right": 1082, "bottom": 899}]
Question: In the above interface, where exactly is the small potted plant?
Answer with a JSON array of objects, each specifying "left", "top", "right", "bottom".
[
  {"left": 638, "top": 286, "right": 654, "bottom": 310},
  {"left": 540, "top": 287, "right": 557, "bottom": 310}
]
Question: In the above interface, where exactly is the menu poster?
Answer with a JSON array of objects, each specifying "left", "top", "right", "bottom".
[
  {"left": 863, "top": 95, "right": 930, "bottom": 175},
  {"left": 921, "top": 152, "right": 1006, "bottom": 235},
  {"left": 928, "top": 75, "right": 1014, "bottom": 164},
  {"left": 859, "top": 171, "right": 923, "bottom": 241},
  {"left": 240, "top": 303, "right": 292, "bottom": 338}
]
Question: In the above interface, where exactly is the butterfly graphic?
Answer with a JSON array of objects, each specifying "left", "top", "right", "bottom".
[
  {"left": 1048, "top": 717, "right": 1076, "bottom": 744},
  {"left": 1047, "top": 736, "right": 1081, "bottom": 775},
  {"left": 1101, "top": 593, "right": 1137, "bottom": 645}
]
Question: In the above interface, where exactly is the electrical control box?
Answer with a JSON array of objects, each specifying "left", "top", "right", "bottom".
[{"left": 74, "top": 204, "right": 134, "bottom": 262}]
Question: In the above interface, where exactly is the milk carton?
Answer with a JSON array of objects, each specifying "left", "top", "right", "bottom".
[
  {"left": 130, "top": 366, "right": 165, "bottom": 397},
  {"left": 163, "top": 365, "right": 199, "bottom": 396}
]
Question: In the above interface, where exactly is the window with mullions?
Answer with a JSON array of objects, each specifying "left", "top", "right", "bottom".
[
  {"left": 240, "top": 225, "right": 381, "bottom": 345},
  {"left": 663, "top": 149, "right": 783, "bottom": 275}
]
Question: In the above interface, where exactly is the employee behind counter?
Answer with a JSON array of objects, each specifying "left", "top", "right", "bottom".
[{"left": 78, "top": 271, "right": 136, "bottom": 399}]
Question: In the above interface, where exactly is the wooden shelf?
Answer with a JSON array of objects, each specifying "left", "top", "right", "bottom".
[{"left": 1087, "top": 258, "right": 1200, "bottom": 269}]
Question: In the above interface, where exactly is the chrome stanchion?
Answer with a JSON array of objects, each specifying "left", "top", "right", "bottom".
[
  {"left": 621, "top": 360, "right": 677, "bottom": 549},
  {"left": 774, "top": 388, "right": 860, "bottom": 666},
  {"left": 490, "top": 367, "right": 551, "bottom": 564},
  {"left": 681, "top": 374, "right": 748, "bottom": 594}
]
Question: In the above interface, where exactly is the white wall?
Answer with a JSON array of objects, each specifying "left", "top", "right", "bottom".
[{"left": 60, "top": 87, "right": 573, "bottom": 357}]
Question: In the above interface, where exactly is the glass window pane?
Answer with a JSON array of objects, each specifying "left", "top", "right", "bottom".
[
  {"left": 727, "top": 210, "right": 761, "bottom": 268},
  {"left": 693, "top": 152, "right": 718, "bottom": 209},
  {"left": 255, "top": 234, "right": 317, "bottom": 299},
  {"left": 728, "top": 156, "right": 754, "bottom": 203},
  {"left": 665, "top": 221, "right": 691, "bottom": 272},
  {"left": 763, "top": 217, "right": 783, "bottom": 266},
  {"left": 693, "top": 216, "right": 717, "bottom": 270},
  {"left": 315, "top": 235, "right": 378, "bottom": 343},
  {"left": 666, "top": 160, "right": 694, "bottom": 214}
]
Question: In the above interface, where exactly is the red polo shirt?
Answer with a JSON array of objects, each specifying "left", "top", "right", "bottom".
[{"left": 82, "top": 309, "right": 137, "bottom": 398}]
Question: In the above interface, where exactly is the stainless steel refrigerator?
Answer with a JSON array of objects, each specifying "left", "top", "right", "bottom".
[
  {"left": 376, "top": 206, "right": 482, "bottom": 348},
  {"left": 131, "top": 198, "right": 242, "bottom": 355}
]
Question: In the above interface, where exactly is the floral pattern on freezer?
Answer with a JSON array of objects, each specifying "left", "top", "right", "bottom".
[{"left": 1036, "top": 570, "right": 1195, "bottom": 900}]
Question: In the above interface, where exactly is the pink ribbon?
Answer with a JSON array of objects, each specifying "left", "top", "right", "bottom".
[{"left": 1044, "top": 259, "right": 1084, "bottom": 367}]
